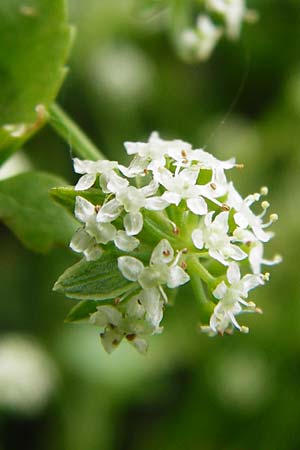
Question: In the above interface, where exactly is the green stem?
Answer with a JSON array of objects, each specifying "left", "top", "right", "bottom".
[
  {"left": 48, "top": 103, "right": 105, "bottom": 161},
  {"left": 187, "top": 255, "right": 215, "bottom": 323},
  {"left": 187, "top": 255, "right": 215, "bottom": 285}
]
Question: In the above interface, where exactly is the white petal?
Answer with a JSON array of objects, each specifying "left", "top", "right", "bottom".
[
  {"left": 70, "top": 228, "right": 93, "bottom": 253},
  {"left": 84, "top": 243, "right": 103, "bottom": 261},
  {"left": 75, "top": 174, "right": 96, "bottom": 191},
  {"left": 167, "top": 266, "right": 190, "bottom": 288},
  {"left": 74, "top": 196, "right": 95, "bottom": 222},
  {"left": 114, "top": 231, "right": 139, "bottom": 251},
  {"left": 249, "top": 242, "right": 263, "bottom": 274},
  {"left": 93, "top": 222, "right": 116, "bottom": 244},
  {"left": 252, "top": 225, "right": 273, "bottom": 243},
  {"left": 161, "top": 191, "right": 182, "bottom": 205},
  {"left": 73, "top": 158, "right": 94, "bottom": 174},
  {"left": 213, "top": 211, "right": 229, "bottom": 232},
  {"left": 96, "top": 199, "right": 122, "bottom": 223},
  {"left": 91, "top": 305, "right": 122, "bottom": 327},
  {"left": 204, "top": 211, "right": 215, "bottom": 227},
  {"left": 234, "top": 212, "right": 248, "bottom": 229},
  {"left": 155, "top": 168, "right": 174, "bottom": 190},
  {"left": 227, "top": 262, "right": 240, "bottom": 285},
  {"left": 209, "top": 249, "right": 229, "bottom": 266},
  {"left": 100, "top": 328, "right": 123, "bottom": 353},
  {"left": 107, "top": 172, "right": 129, "bottom": 194},
  {"left": 150, "top": 239, "right": 174, "bottom": 265},
  {"left": 227, "top": 244, "right": 247, "bottom": 261},
  {"left": 140, "top": 288, "right": 163, "bottom": 328},
  {"left": 192, "top": 229, "right": 204, "bottom": 249},
  {"left": 124, "top": 212, "right": 143, "bottom": 236},
  {"left": 144, "top": 197, "right": 169, "bottom": 211},
  {"left": 187, "top": 197, "right": 208, "bottom": 215},
  {"left": 130, "top": 337, "right": 148, "bottom": 354},
  {"left": 213, "top": 281, "right": 227, "bottom": 300},
  {"left": 140, "top": 179, "right": 158, "bottom": 197},
  {"left": 118, "top": 256, "right": 144, "bottom": 281},
  {"left": 138, "top": 267, "right": 163, "bottom": 289},
  {"left": 242, "top": 274, "right": 263, "bottom": 293}
]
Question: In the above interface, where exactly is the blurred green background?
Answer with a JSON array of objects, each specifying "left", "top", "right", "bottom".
[{"left": 1, "top": 0, "right": 300, "bottom": 449}]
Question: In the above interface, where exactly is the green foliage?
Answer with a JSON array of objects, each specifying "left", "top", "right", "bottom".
[
  {"left": 65, "top": 300, "right": 98, "bottom": 323},
  {"left": 50, "top": 186, "right": 105, "bottom": 215},
  {"left": 54, "top": 252, "right": 135, "bottom": 300},
  {"left": 0, "top": 0, "right": 73, "bottom": 161},
  {"left": 0, "top": 171, "right": 78, "bottom": 252}
]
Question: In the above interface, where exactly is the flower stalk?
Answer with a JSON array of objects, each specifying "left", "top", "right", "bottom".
[{"left": 48, "top": 103, "right": 105, "bottom": 161}]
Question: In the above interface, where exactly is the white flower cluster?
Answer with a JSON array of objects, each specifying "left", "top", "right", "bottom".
[
  {"left": 180, "top": 0, "right": 257, "bottom": 61},
  {"left": 70, "top": 131, "right": 280, "bottom": 353}
]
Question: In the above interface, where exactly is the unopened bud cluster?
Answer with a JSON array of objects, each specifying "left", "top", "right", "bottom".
[
  {"left": 180, "top": 0, "right": 258, "bottom": 61},
  {"left": 70, "top": 131, "right": 280, "bottom": 353}
]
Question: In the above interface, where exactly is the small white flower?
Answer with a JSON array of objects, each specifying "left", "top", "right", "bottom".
[
  {"left": 74, "top": 196, "right": 117, "bottom": 245},
  {"left": 192, "top": 211, "right": 247, "bottom": 265},
  {"left": 192, "top": 148, "right": 235, "bottom": 185},
  {"left": 208, "top": 262, "right": 263, "bottom": 334},
  {"left": 69, "top": 228, "right": 103, "bottom": 261},
  {"left": 72, "top": 196, "right": 139, "bottom": 254},
  {"left": 123, "top": 132, "right": 192, "bottom": 175},
  {"left": 90, "top": 288, "right": 164, "bottom": 354},
  {"left": 73, "top": 158, "right": 118, "bottom": 191},
  {"left": 227, "top": 183, "right": 274, "bottom": 243},
  {"left": 118, "top": 240, "right": 190, "bottom": 296},
  {"left": 206, "top": 0, "right": 247, "bottom": 39},
  {"left": 158, "top": 167, "right": 208, "bottom": 215},
  {"left": 115, "top": 180, "right": 169, "bottom": 236},
  {"left": 181, "top": 15, "right": 222, "bottom": 61},
  {"left": 233, "top": 228, "right": 282, "bottom": 274}
]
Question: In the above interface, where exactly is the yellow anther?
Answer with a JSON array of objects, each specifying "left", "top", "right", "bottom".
[{"left": 260, "top": 186, "right": 269, "bottom": 196}]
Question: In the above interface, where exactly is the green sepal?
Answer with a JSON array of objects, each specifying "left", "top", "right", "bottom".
[
  {"left": 54, "top": 252, "right": 136, "bottom": 301},
  {"left": 50, "top": 186, "right": 105, "bottom": 215},
  {"left": 0, "top": 171, "right": 78, "bottom": 252}
]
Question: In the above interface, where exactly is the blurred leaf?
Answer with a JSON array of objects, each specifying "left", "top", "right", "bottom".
[
  {"left": 54, "top": 252, "right": 135, "bottom": 300},
  {"left": 51, "top": 186, "right": 105, "bottom": 215},
  {"left": 0, "top": 0, "right": 74, "bottom": 161},
  {"left": 65, "top": 300, "right": 98, "bottom": 323},
  {"left": 0, "top": 171, "right": 78, "bottom": 252}
]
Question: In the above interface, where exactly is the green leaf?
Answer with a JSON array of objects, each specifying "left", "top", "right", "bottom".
[
  {"left": 54, "top": 252, "right": 135, "bottom": 301},
  {"left": 0, "top": 171, "right": 78, "bottom": 252},
  {"left": 50, "top": 186, "right": 105, "bottom": 215},
  {"left": 0, "top": 0, "right": 73, "bottom": 161},
  {"left": 65, "top": 300, "right": 98, "bottom": 323}
]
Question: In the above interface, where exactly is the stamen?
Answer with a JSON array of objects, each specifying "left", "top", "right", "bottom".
[
  {"left": 114, "top": 297, "right": 121, "bottom": 305},
  {"left": 235, "top": 163, "right": 244, "bottom": 169},
  {"left": 210, "top": 182, "right": 217, "bottom": 190},
  {"left": 94, "top": 204, "right": 101, "bottom": 213},
  {"left": 163, "top": 249, "right": 171, "bottom": 256},
  {"left": 260, "top": 186, "right": 269, "bottom": 196},
  {"left": 261, "top": 201, "right": 270, "bottom": 210},
  {"left": 126, "top": 334, "right": 136, "bottom": 341},
  {"left": 262, "top": 213, "right": 278, "bottom": 228},
  {"left": 240, "top": 326, "right": 249, "bottom": 334},
  {"left": 262, "top": 272, "right": 270, "bottom": 282},
  {"left": 221, "top": 203, "right": 230, "bottom": 211}
]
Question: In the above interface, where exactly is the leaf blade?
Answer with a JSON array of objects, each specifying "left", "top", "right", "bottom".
[{"left": 54, "top": 252, "right": 135, "bottom": 301}]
